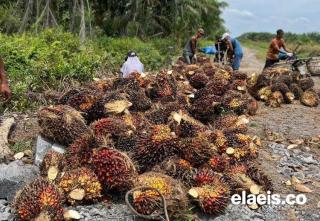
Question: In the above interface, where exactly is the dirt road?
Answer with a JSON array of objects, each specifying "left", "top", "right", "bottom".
[{"left": 242, "top": 47, "right": 320, "bottom": 221}]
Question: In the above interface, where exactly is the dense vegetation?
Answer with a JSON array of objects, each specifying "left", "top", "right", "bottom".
[
  {"left": 0, "top": 30, "right": 179, "bottom": 111},
  {"left": 239, "top": 32, "right": 320, "bottom": 60}
]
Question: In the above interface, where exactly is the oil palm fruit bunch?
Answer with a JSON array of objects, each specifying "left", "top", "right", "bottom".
[
  {"left": 145, "top": 102, "right": 182, "bottom": 125},
  {"left": 178, "top": 135, "right": 216, "bottom": 166},
  {"left": 190, "top": 95, "right": 221, "bottom": 123},
  {"left": 90, "top": 117, "right": 135, "bottom": 145},
  {"left": 58, "top": 167, "right": 102, "bottom": 204},
  {"left": 155, "top": 157, "right": 195, "bottom": 187},
  {"left": 215, "top": 114, "right": 249, "bottom": 134},
  {"left": 266, "top": 91, "right": 284, "bottom": 107},
  {"left": 188, "top": 178, "right": 230, "bottom": 215},
  {"left": 126, "top": 89, "right": 152, "bottom": 112},
  {"left": 64, "top": 133, "right": 98, "bottom": 169},
  {"left": 147, "top": 73, "right": 177, "bottom": 102},
  {"left": 38, "top": 105, "right": 90, "bottom": 146},
  {"left": 298, "top": 77, "right": 314, "bottom": 91},
  {"left": 300, "top": 89, "right": 320, "bottom": 107},
  {"left": 229, "top": 80, "right": 247, "bottom": 93},
  {"left": 88, "top": 91, "right": 132, "bottom": 120},
  {"left": 233, "top": 71, "right": 248, "bottom": 81},
  {"left": 210, "top": 130, "right": 228, "bottom": 154},
  {"left": 13, "top": 178, "right": 65, "bottom": 221},
  {"left": 222, "top": 91, "right": 249, "bottom": 114},
  {"left": 134, "top": 124, "right": 179, "bottom": 171},
  {"left": 209, "top": 156, "right": 230, "bottom": 173},
  {"left": 189, "top": 72, "right": 209, "bottom": 89},
  {"left": 248, "top": 98, "right": 259, "bottom": 116},
  {"left": 271, "top": 83, "right": 295, "bottom": 103},
  {"left": 257, "top": 86, "right": 272, "bottom": 101},
  {"left": 40, "top": 150, "right": 65, "bottom": 181},
  {"left": 203, "top": 79, "right": 230, "bottom": 97},
  {"left": 290, "top": 83, "right": 304, "bottom": 99},
  {"left": 192, "top": 168, "right": 221, "bottom": 186},
  {"left": 90, "top": 147, "right": 137, "bottom": 192},
  {"left": 247, "top": 164, "right": 273, "bottom": 192},
  {"left": 131, "top": 172, "right": 188, "bottom": 219},
  {"left": 83, "top": 79, "right": 114, "bottom": 93},
  {"left": 168, "top": 111, "right": 207, "bottom": 138},
  {"left": 225, "top": 164, "right": 262, "bottom": 195},
  {"left": 58, "top": 88, "right": 100, "bottom": 120},
  {"left": 213, "top": 69, "right": 233, "bottom": 82}
]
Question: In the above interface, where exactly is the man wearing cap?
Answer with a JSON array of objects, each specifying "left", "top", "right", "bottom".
[
  {"left": 0, "top": 57, "right": 11, "bottom": 102},
  {"left": 264, "top": 29, "right": 292, "bottom": 69},
  {"left": 222, "top": 33, "right": 243, "bottom": 71},
  {"left": 120, "top": 51, "right": 144, "bottom": 78},
  {"left": 183, "top": 28, "right": 205, "bottom": 64}
]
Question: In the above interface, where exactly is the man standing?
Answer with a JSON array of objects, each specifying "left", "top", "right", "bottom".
[
  {"left": 222, "top": 33, "right": 243, "bottom": 71},
  {"left": 0, "top": 57, "right": 11, "bottom": 102},
  {"left": 183, "top": 28, "right": 205, "bottom": 64},
  {"left": 264, "top": 29, "right": 292, "bottom": 69}
]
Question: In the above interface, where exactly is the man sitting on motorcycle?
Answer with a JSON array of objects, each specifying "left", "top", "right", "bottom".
[{"left": 264, "top": 29, "right": 293, "bottom": 69}]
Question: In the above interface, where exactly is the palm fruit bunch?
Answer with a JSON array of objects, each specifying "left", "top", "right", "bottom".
[
  {"left": 58, "top": 88, "right": 100, "bottom": 120},
  {"left": 146, "top": 72, "right": 177, "bottom": 102},
  {"left": 13, "top": 178, "right": 65, "bottom": 221},
  {"left": 134, "top": 124, "right": 179, "bottom": 171},
  {"left": 88, "top": 91, "right": 132, "bottom": 120},
  {"left": 214, "top": 114, "right": 249, "bottom": 134},
  {"left": 178, "top": 135, "right": 217, "bottom": 166},
  {"left": 222, "top": 90, "right": 249, "bottom": 114},
  {"left": 189, "top": 72, "right": 209, "bottom": 89},
  {"left": 145, "top": 102, "right": 182, "bottom": 125},
  {"left": 300, "top": 89, "right": 320, "bottom": 107},
  {"left": 58, "top": 167, "right": 102, "bottom": 204},
  {"left": 38, "top": 105, "right": 90, "bottom": 146},
  {"left": 188, "top": 177, "right": 230, "bottom": 215},
  {"left": 213, "top": 68, "right": 233, "bottom": 82},
  {"left": 90, "top": 147, "right": 137, "bottom": 192},
  {"left": 64, "top": 133, "right": 98, "bottom": 169},
  {"left": 208, "top": 155, "right": 230, "bottom": 173},
  {"left": 225, "top": 164, "right": 263, "bottom": 195},
  {"left": 233, "top": 71, "right": 248, "bottom": 81},
  {"left": 168, "top": 111, "right": 207, "bottom": 138},
  {"left": 248, "top": 66, "right": 318, "bottom": 107},
  {"left": 40, "top": 150, "right": 65, "bottom": 181},
  {"left": 131, "top": 172, "right": 188, "bottom": 219},
  {"left": 271, "top": 82, "right": 295, "bottom": 103},
  {"left": 190, "top": 95, "right": 221, "bottom": 123},
  {"left": 247, "top": 98, "right": 259, "bottom": 116},
  {"left": 197, "top": 79, "right": 229, "bottom": 97},
  {"left": 229, "top": 79, "right": 247, "bottom": 93},
  {"left": 83, "top": 79, "right": 114, "bottom": 93},
  {"left": 210, "top": 130, "right": 228, "bottom": 154},
  {"left": 90, "top": 117, "right": 134, "bottom": 145},
  {"left": 192, "top": 168, "right": 220, "bottom": 186},
  {"left": 154, "top": 157, "right": 195, "bottom": 187}
]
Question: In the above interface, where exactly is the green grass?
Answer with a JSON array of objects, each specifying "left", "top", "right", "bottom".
[{"left": 9, "top": 140, "right": 33, "bottom": 153}]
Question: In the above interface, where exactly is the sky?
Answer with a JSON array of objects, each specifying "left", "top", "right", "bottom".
[{"left": 222, "top": 0, "right": 320, "bottom": 37}]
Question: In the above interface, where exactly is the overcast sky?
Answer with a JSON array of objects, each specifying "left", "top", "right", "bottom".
[{"left": 222, "top": 0, "right": 320, "bottom": 37}]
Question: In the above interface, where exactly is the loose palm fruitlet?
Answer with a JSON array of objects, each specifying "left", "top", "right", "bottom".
[
  {"left": 40, "top": 150, "right": 65, "bottom": 181},
  {"left": 188, "top": 179, "right": 230, "bottom": 215},
  {"left": 134, "top": 125, "right": 179, "bottom": 171},
  {"left": 130, "top": 172, "right": 188, "bottom": 219},
  {"left": 38, "top": 105, "right": 90, "bottom": 146},
  {"left": 58, "top": 167, "right": 102, "bottom": 204},
  {"left": 13, "top": 178, "right": 64, "bottom": 221},
  {"left": 90, "top": 148, "right": 137, "bottom": 192}
]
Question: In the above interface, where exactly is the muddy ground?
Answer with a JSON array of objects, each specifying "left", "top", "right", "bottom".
[{"left": 1, "top": 48, "right": 319, "bottom": 220}]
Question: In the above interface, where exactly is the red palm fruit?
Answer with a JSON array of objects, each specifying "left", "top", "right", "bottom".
[
  {"left": 215, "top": 114, "right": 249, "bottom": 133},
  {"left": 189, "top": 72, "right": 210, "bottom": 89},
  {"left": 132, "top": 172, "right": 188, "bottom": 219},
  {"left": 13, "top": 178, "right": 64, "bottom": 221},
  {"left": 188, "top": 179, "right": 230, "bottom": 215},
  {"left": 38, "top": 105, "right": 91, "bottom": 146},
  {"left": 209, "top": 155, "right": 230, "bottom": 173},
  {"left": 64, "top": 133, "right": 99, "bottom": 169},
  {"left": 90, "top": 148, "right": 137, "bottom": 192},
  {"left": 58, "top": 167, "right": 102, "bottom": 204},
  {"left": 134, "top": 125, "right": 179, "bottom": 172},
  {"left": 210, "top": 130, "right": 228, "bottom": 154},
  {"left": 178, "top": 135, "right": 217, "bottom": 166},
  {"left": 192, "top": 168, "right": 220, "bottom": 186},
  {"left": 90, "top": 117, "right": 134, "bottom": 145},
  {"left": 156, "top": 157, "right": 195, "bottom": 187},
  {"left": 40, "top": 150, "right": 65, "bottom": 180},
  {"left": 147, "top": 73, "right": 177, "bottom": 102}
]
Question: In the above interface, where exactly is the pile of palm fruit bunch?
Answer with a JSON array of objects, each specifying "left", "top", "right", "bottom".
[
  {"left": 12, "top": 55, "right": 272, "bottom": 221},
  {"left": 247, "top": 66, "right": 319, "bottom": 107}
]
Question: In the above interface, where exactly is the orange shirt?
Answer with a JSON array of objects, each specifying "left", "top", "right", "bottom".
[{"left": 267, "top": 38, "right": 285, "bottom": 60}]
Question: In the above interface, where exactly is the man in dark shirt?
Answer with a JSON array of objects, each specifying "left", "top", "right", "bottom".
[
  {"left": 0, "top": 57, "right": 11, "bottom": 102},
  {"left": 264, "top": 29, "right": 292, "bottom": 69},
  {"left": 183, "top": 28, "right": 205, "bottom": 64}
]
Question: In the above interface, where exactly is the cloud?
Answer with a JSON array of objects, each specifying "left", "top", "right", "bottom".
[{"left": 225, "top": 8, "right": 254, "bottom": 19}]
